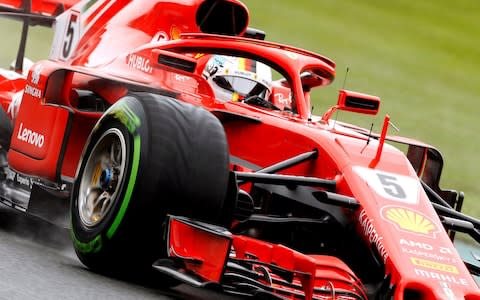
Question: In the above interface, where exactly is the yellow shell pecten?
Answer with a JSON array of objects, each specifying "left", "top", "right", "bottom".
[{"left": 385, "top": 207, "right": 436, "bottom": 235}]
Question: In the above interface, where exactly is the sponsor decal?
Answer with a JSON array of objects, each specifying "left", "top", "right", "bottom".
[
  {"left": 17, "top": 122, "right": 45, "bottom": 148},
  {"left": 402, "top": 247, "right": 457, "bottom": 264},
  {"left": 358, "top": 209, "right": 388, "bottom": 263},
  {"left": 400, "top": 239, "right": 434, "bottom": 251},
  {"left": 410, "top": 257, "right": 458, "bottom": 274},
  {"left": 31, "top": 64, "right": 43, "bottom": 85},
  {"left": 170, "top": 25, "right": 181, "bottom": 40},
  {"left": 24, "top": 84, "right": 42, "bottom": 98},
  {"left": 172, "top": 74, "right": 199, "bottom": 90},
  {"left": 400, "top": 239, "right": 457, "bottom": 264},
  {"left": 4, "top": 169, "right": 31, "bottom": 188},
  {"left": 274, "top": 93, "right": 292, "bottom": 106},
  {"left": 175, "top": 74, "right": 190, "bottom": 82},
  {"left": 233, "top": 69, "right": 256, "bottom": 79},
  {"left": 414, "top": 268, "right": 469, "bottom": 286},
  {"left": 126, "top": 54, "right": 153, "bottom": 74},
  {"left": 5, "top": 168, "right": 32, "bottom": 188},
  {"left": 7, "top": 91, "right": 23, "bottom": 119},
  {"left": 440, "top": 282, "right": 456, "bottom": 300},
  {"left": 16, "top": 174, "right": 32, "bottom": 189},
  {"left": 400, "top": 239, "right": 453, "bottom": 254},
  {"left": 381, "top": 206, "right": 440, "bottom": 238}
]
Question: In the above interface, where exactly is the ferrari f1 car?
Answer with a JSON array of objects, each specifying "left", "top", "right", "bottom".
[{"left": 0, "top": 0, "right": 479, "bottom": 299}]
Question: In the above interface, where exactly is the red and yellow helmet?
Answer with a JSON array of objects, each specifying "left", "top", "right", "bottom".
[{"left": 204, "top": 55, "right": 272, "bottom": 102}]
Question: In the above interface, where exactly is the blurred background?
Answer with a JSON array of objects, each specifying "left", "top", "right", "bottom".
[
  {"left": 0, "top": 0, "right": 479, "bottom": 218},
  {"left": 242, "top": 0, "right": 480, "bottom": 218}
]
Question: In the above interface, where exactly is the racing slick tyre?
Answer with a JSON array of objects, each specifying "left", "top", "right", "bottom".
[{"left": 70, "top": 92, "right": 230, "bottom": 279}]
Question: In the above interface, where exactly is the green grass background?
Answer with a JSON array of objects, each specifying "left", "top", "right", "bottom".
[
  {"left": 242, "top": 0, "right": 480, "bottom": 218},
  {"left": 0, "top": 0, "right": 479, "bottom": 217}
]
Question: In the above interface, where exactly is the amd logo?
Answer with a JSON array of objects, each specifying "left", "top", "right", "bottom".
[{"left": 17, "top": 123, "right": 45, "bottom": 148}]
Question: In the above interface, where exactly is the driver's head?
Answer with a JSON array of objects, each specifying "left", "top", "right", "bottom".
[{"left": 203, "top": 55, "right": 272, "bottom": 102}]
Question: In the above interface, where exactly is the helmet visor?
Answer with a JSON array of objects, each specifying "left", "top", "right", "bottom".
[{"left": 213, "top": 75, "right": 270, "bottom": 100}]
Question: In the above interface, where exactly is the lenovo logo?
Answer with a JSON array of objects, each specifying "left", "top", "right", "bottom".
[{"left": 17, "top": 123, "right": 45, "bottom": 148}]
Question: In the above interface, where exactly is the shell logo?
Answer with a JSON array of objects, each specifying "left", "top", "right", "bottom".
[{"left": 381, "top": 206, "right": 439, "bottom": 237}]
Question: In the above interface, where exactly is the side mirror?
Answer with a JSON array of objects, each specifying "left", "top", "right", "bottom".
[
  {"left": 337, "top": 89, "right": 380, "bottom": 115},
  {"left": 322, "top": 89, "right": 380, "bottom": 122}
]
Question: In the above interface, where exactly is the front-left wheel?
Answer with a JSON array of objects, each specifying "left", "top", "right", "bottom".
[{"left": 70, "top": 92, "right": 231, "bottom": 278}]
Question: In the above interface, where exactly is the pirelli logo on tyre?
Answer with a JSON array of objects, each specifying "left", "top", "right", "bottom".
[
  {"left": 108, "top": 102, "right": 141, "bottom": 134},
  {"left": 410, "top": 257, "right": 459, "bottom": 274}
]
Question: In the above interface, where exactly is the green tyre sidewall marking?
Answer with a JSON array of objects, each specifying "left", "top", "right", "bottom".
[
  {"left": 106, "top": 134, "right": 140, "bottom": 239},
  {"left": 72, "top": 100, "right": 142, "bottom": 253},
  {"left": 73, "top": 234, "right": 103, "bottom": 254}
]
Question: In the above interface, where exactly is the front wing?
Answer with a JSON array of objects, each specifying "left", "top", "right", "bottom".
[{"left": 153, "top": 215, "right": 367, "bottom": 300}]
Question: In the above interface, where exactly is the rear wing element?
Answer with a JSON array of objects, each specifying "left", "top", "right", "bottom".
[
  {"left": 0, "top": 0, "right": 77, "bottom": 20},
  {"left": 0, "top": 0, "right": 78, "bottom": 72}
]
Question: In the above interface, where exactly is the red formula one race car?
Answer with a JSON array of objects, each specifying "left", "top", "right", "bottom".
[{"left": 0, "top": 0, "right": 479, "bottom": 299}]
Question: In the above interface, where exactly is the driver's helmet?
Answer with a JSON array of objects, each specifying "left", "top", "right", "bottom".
[{"left": 203, "top": 55, "right": 272, "bottom": 102}]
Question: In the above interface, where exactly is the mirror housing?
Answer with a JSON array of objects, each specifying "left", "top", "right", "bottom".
[
  {"left": 153, "top": 49, "right": 198, "bottom": 73},
  {"left": 322, "top": 89, "right": 380, "bottom": 122},
  {"left": 337, "top": 89, "right": 380, "bottom": 115}
]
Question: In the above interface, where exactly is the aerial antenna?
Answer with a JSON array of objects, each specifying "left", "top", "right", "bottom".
[
  {"left": 342, "top": 67, "right": 350, "bottom": 90},
  {"left": 360, "top": 123, "right": 374, "bottom": 154},
  {"left": 333, "top": 67, "right": 350, "bottom": 130}
]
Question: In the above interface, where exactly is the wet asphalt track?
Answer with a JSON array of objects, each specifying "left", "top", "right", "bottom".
[
  {"left": 2, "top": 204, "right": 479, "bottom": 299},
  {"left": 0, "top": 206, "right": 242, "bottom": 300}
]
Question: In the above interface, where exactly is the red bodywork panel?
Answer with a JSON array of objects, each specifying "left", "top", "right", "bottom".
[
  {"left": 8, "top": 63, "right": 72, "bottom": 181},
  {"left": 0, "top": 0, "right": 478, "bottom": 299}
]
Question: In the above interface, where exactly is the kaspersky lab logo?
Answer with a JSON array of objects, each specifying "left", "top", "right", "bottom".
[{"left": 17, "top": 122, "right": 45, "bottom": 148}]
